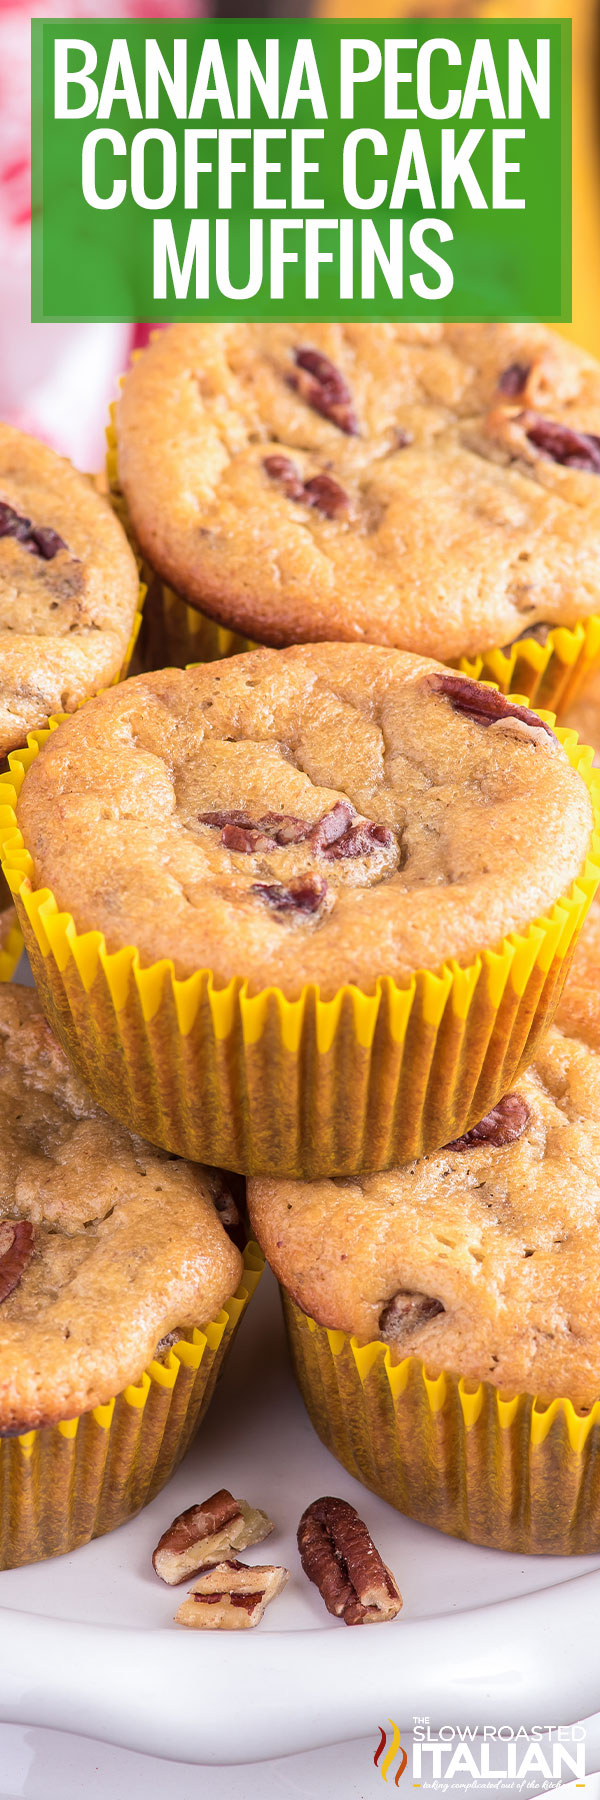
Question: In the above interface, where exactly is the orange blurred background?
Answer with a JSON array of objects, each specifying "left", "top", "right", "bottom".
[{"left": 313, "top": 0, "right": 599, "bottom": 359}]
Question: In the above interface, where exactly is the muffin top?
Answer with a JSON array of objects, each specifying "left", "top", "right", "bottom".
[
  {"left": 249, "top": 975, "right": 600, "bottom": 1407},
  {"left": 0, "top": 424, "right": 140, "bottom": 758},
  {"left": 117, "top": 323, "right": 600, "bottom": 661},
  {"left": 0, "top": 986, "right": 242, "bottom": 1432},
  {"left": 14, "top": 644, "right": 593, "bottom": 1000}
]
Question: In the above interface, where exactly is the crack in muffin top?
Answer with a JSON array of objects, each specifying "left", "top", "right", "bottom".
[
  {"left": 117, "top": 323, "right": 600, "bottom": 661},
  {"left": 0, "top": 425, "right": 140, "bottom": 757},
  {"left": 0, "top": 986, "right": 241, "bottom": 1431},
  {"left": 248, "top": 977, "right": 600, "bottom": 1408},
  {"left": 15, "top": 644, "right": 593, "bottom": 1000}
]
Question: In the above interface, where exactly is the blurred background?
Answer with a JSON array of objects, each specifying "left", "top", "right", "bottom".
[{"left": 0, "top": 0, "right": 593, "bottom": 468}]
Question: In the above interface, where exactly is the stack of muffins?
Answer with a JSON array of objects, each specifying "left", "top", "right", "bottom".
[{"left": 2, "top": 322, "right": 600, "bottom": 1567}]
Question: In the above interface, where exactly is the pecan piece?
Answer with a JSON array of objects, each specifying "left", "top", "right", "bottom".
[
  {"left": 521, "top": 412, "right": 600, "bottom": 473},
  {"left": 264, "top": 455, "right": 349, "bottom": 518},
  {"left": 298, "top": 1497, "right": 402, "bottom": 1627},
  {"left": 498, "top": 362, "right": 531, "bottom": 399},
  {"left": 263, "top": 454, "right": 306, "bottom": 503},
  {"left": 0, "top": 501, "right": 67, "bottom": 560},
  {"left": 153, "top": 1490, "right": 273, "bottom": 1585},
  {"left": 251, "top": 874, "right": 328, "bottom": 914},
  {"left": 309, "top": 800, "right": 355, "bottom": 851},
  {"left": 175, "top": 1559, "right": 289, "bottom": 1630},
  {"left": 323, "top": 820, "right": 394, "bottom": 859},
  {"left": 379, "top": 1291, "right": 444, "bottom": 1342},
  {"left": 428, "top": 672, "right": 555, "bottom": 743},
  {"left": 445, "top": 1092, "right": 530, "bottom": 1153},
  {"left": 302, "top": 473, "right": 348, "bottom": 518},
  {"left": 200, "top": 808, "right": 312, "bottom": 853},
  {"left": 292, "top": 348, "right": 359, "bottom": 436},
  {"left": 0, "top": 1220, "right": 34, "bottom": 1303},
  {"left": 310, "top": 802, "right": 394, "bottom": 859}
]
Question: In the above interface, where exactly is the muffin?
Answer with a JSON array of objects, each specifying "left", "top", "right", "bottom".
[
  {"left": 114, "top": 323, "right": 600, "bottom": 709},
  {"left": 0, "top": 424, "right": 143, "bottom": 968},
  {"left": 0, "top": 423, "right": 141, "bottom": 754},
  {"left": 2, "top": 644, "right": 598, "bottom": 1175},
  {"left": 0, "top": 984, "right": 261, "bottom": 1567},
  {"left": 248, "top": 974, "right": 600, "bottom": 1554}
]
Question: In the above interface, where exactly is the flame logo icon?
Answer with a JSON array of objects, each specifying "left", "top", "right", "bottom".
[{"left": 374, "top": 1720, "right": 408, "bottom": 1785}]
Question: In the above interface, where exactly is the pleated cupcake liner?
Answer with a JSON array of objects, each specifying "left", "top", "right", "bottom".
[
  {"left": 107, "top": 395, "right": 600, "bottom": 709},
  {"left": 0, "top": 1242, "right": 263, "bottom": 1570},
  {"left": 0, "top": 715, "right": 599, "bottom": 1177},
  {"left": 455, "top": 617, "right": 600, "bottom": 722},
  {"left": 0, "top": 565, "right": 145, "bottom": 981},
  {"left": 0, "top": 900, "right": 23, "bottom": 983},
  {"left": 283, "top": 1290, "right": 600, "bottom": 1556}
]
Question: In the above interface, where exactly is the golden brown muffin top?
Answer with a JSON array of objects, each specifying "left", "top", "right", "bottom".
[
  {"left": 0, "top": 424, "right": 139, "bottom": 757},
  {"left": 117, "top": 323, "right": 600, "bottom": 660},
  {"left": 249, "top": 978, "right": 600, "bottom": 1409},
  {"left": 14, "top": 645, "right": 593, "bottom": 1001},
  {"left": 0, "top": 986, "right": 242, "bottom": 1432}
]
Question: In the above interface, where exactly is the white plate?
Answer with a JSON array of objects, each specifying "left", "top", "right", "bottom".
[{"left": 1, "top": 1261, "right": 600, "bottom": 1768}]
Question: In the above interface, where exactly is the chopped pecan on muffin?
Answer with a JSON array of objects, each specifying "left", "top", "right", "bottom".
[
  {"left": 116, "top": 322, "right": 600, "bottom": 661},
  {"left": 14, "top": 643, "right": 592, "bottom": 1001},
  {"left": 0, "top": 985, "right": 242, "bottom": 1432}
]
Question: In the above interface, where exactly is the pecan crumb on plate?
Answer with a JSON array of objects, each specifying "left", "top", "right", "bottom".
[
  {"left": 153, "top": 1489, "right": 274, "bottom": 1585},
  {"left": 175, "top": 1559, "right": 289, "bottom": 1630}
]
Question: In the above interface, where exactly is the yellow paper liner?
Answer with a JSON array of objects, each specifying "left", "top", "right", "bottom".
[
  {"left": 456, "top": 618, "right": 600, "bottom": 722},
  {"left": 282, "top": 1289, "right": 600, "bottom": 1556},
  {"left": 1, "top": 710, "right": 599, "bottom": 1177},
  {"left": 107, "top": 389, "right": 600, "bottom": 708},
  {"left": 0, "top": 900, "right": 23, "bottom": 983},
  {"left": 0, "top": 1242, "right": 263, "bottom": 1570},
  {"left": 0, "top": 567, "right": 144, "bottom": 982}
]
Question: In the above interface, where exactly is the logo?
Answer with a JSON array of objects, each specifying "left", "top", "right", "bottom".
[
  {"left": 374, "top": 1721, "right": 408, "bottom": 1786},
  {"left": 373, "top": 1721, "right": 587, "bottom": 1792}
]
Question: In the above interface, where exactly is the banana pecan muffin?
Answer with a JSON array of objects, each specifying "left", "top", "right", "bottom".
[
  {"left": 0, "top": 423, "right": 139, "bottom": 757},
  {"left": 116, "top": 323, "right": 600, "bottom": 661},
  {"left": 0, "top": 984, "right": 242, "bottom": 1431},
  {"left": 13, "top": 644, "right": 594, "bottom": 1000},
  {"left": 248, "top": 977, "right": 600, "bottom": 1409}
]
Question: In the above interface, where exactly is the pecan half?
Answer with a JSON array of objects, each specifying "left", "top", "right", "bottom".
[
  {"left": 264, "top": 455, "right": 349, "bottom": 519},
  {"left": 175, "top": 1559, "right": 289, "bottom": 1630},
  {"left": 0, "top": 1220, "right": 34, "bottom": 1303},
  {"left": 291, "top": 348, "right": 359, "bottom": 436},
  {"left": 0, "top": 501, "right": 67, "bottom": 561},
  {"left": 522, "top": 412, "right": 600, "bottom": 474},
  {"left": 298, "top": 1497, "right": 402, "bottom": 1627},
  {"left": 379, "top": 1291, "right": 444, "bottom": 1342},
  {"left": 153, "top": 1490, "right": 273, "bottom": 1585},
  {"left": 445, "top": 1092, "right": 530, "bottom": 1153},
  {"left": 428, "top": 672, "right": 555, "bottom": 742},
  {"left": 498, "top": 362, "right": 531, "bottom": 399},
  {"left": 251, "top": 875, "right": 328, "bottom": 914}
]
